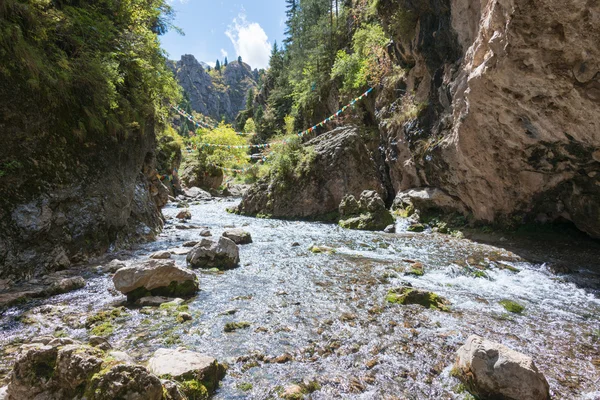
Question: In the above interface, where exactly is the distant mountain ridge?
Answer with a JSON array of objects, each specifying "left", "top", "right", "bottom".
[{"left": 168, "top": 54, "right": 258, "bottom": 123}]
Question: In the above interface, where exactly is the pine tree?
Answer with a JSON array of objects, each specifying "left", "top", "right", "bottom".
[
  {"left": 238, "top": 55, "right": 242, "bottom": 63},
  {"left": 245, "top": 88, "right": 254, "bottom": 110},
  {"left": 215, "top": 59, "right": 221, "bottom": 71},
  {"left": 224, "top": 57, "right": 228, "bottom": 66}
]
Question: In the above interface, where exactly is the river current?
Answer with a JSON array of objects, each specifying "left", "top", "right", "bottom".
[{"left": 1, "top": 198, "right": 599, "bottom": 399}]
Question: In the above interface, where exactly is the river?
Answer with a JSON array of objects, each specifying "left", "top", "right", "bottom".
[{"left": 1, "top": 198, "right": 599, "bottom": 399}]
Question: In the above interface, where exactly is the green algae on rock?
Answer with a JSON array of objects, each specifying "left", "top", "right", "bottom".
[
  {"left": 499, "top": 299, "right": 525, "bottom": 314},
  {"left": 224, "top": 321, "right": 251, "bottom": 332},
  {"left": 386, "top": 287, "right": 450, "bottom": 311}
]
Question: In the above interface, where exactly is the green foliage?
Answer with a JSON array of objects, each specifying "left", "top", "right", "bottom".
[
  {"left": 266, "top": 135, "right": 317, "bottom": 184},
  {"left": 188, "top": 124, "right": 250, "bottom": 171},
  {"left": 243, "top": 118, "right": 256, "bottom": 134},
  {"left": 331, "top": 24, "right": 390, "bottom": 94},
  {"left": 0, "top": 0, "right": 180, "bottom": 139}
]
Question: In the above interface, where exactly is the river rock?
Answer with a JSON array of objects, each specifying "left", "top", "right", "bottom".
[
  {"left": 150, "top": 250, "right": 171, "bottom": 260},
  {"left": 87, "top": 364, "right": 164, "bottom": 400},
  {"left": 100, "top": 259, "right": 127, "bottom": 274},
  {"left": 136, "top": 296, "right": 180, "bottom": 306},
  {"left": 4, "top": 338, "right": 171, "bottom": 400},
  {"left": 183, "top": 241, "right": 199, "bottom": 247},
  {"left": 453, "top": 335, "right": 550, "bottom": 400},
  {"left": 184, "top": 187, "right": 212, "bottom": 199},
  {"left": 186, "top": 237, "right": 240, "bottom": 270},
  {"left": 386, "top": 287, "right": 450, "bottom": 311},
  {"left": 338, "top": 191, "right": 395, "bottom": 231},
  {"left": 180, "top": 159, "right": 224, "bottom": 190},
  {"left": 147, "top": 348, "right": 226, "bottom": 398},
  {"left": 200, "top": 229, "right": 212, "bottom": 237},
  {"left": 222, "top": 229, "right": 253, "bottom": 244},
  {"left": 236, "top": 126, "right": 388, "bottom": 220},
  {"left": 176, "top": 210, "right": 191, "bottom": 220},
  {"left": 392, "top": 187, "right": 467, "bottom": 216},
  {"left": 112, "top": 259, "right": 199, "bottom": 302}
]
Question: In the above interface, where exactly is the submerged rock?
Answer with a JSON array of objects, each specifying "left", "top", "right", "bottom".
[
  {"left": 186, "top": 237, "right": 240, "bottom": 270},
  {"left": 147, "top": 348, "right": 226, "bottom": 399},
  {"left": 453, "top": 335, "right": 550, "bottom": 400},
  {"left": 386, "top": 287, "right": 450, "bottom": 311},
  {"left": 338, "top": 191, "right": 395, "bottom": 231},
  {"left": 112, "top": 259, "right": 199, "bottom": 302},
  {"left": 222, "top": 229, "right": 253, "bottom": 245},
  {"left": 136, "top": 296, "right": 182, "bottom": 307}
]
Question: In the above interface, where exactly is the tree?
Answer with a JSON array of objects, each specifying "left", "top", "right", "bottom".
[
  {"left": 245, "top": 88, "right": 255, "bottom": 110},
  {"left": 215, "top": 59, "right": 221, "bottom": 71},
  {"left": 224, "top": 57, "right": 228, "bottom": 66},
  {"left": 238, "top": 55, "right": 242, "bottom": 63}
]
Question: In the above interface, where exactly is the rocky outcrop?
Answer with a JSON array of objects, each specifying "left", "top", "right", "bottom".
[
  {"left": 375, "top": 0, "right": 600, "bottom": 237},
  {"left": 453, "top": 335, "right": 550, "bottom": 400},
  {"left": 0, "top": 125, "right": 166, "bottom": 280},
  {"left": 4, "top": 338, "right": 174, "bottom": 400},
  {"left": 112, "top": 259, "right": 199, "bottom": 302},
  {"left": 338, "top": 190, "right": 395, "bottom": 231},
  {"left": 392, "top": 187, "right": 467, "bottom": 216},
  {"left": 169, "top": 55, "right": 258, "bottom": 122},
  {"left": 222, "top": 229, "right": 253, "bottom": 245},
  {"left": 186, "top": 237, "right": 240, "bottom": 270},
  {"left": 236, "top": 126, "right": 388, "bottom": 220}
]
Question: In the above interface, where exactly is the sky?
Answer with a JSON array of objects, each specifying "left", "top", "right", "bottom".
[{"left": 161, "top": 0, "right": 287, "bottom": 69}]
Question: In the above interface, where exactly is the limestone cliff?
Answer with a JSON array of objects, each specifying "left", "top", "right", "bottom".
[
  {"left": 374, "top": 0, "right": 600, "bottom": 237},
  {"left": 169, "top": 55, "right": 259, "bottom": 122}
]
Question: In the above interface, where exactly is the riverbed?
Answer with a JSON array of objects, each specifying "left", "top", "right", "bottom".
[{"left": 1, "top": 199, "right": 599, "bottom": 399}]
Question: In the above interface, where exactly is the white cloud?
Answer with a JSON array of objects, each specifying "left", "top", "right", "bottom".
[
  {"left": 220, "top": 48, "right": 228, "bottom": 58},
  {"left": 225, "top": 13, "right": 271, "bottom": 69}
]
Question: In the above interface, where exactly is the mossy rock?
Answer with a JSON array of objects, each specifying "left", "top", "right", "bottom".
[
  {"left": 386, "top": 287, "right": 450, "bottom": 311},
  {"left": 499, "top": 299, "right": 525, "bottom": 314},
  {"left": 407, "top": 223, "right": 426, "bottom": 232},
  {"left": 224, "top": 321, "right": 251, "bottom": 332},
  {"left": 405, "top": 262, "right": 425, "bottom": 276}
]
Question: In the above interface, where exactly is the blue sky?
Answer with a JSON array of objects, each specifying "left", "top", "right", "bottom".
[{"left": 161, "top": 0, "right": 287, "bottom": 69}]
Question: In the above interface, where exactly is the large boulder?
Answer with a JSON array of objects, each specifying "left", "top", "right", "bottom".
[
  {"left": 222, "top": 229, "right": 252, "bottom": 245},
  {"left": 4, "top": 338, "right": 170, "bottom": 400},
  {"left": 453, "top": 335, "right": 550, "bottom": 400},
  {"left": 180, "top": 159, "right": 223, "bottom": 190},
  {"left": 147, "top": 348, "right": 226, "bottom": 399},
  {"left": 186, "top": 237, "right": 239, "bottom": 270},
  {"left": 112, "top": 259, "right": 199, "bottom": 302},
  {"left": 235, "top": 126, "right": 387, "bottom": 220},
  {"left": 338, "top": 190, "right": 395, "bottom": 231}
]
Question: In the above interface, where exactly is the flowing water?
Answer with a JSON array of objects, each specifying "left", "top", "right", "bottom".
[{"left": 1, "top": 199, "right": 599, "bottom": 399}]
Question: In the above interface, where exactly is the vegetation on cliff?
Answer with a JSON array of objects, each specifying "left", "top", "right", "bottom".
[{"left": 0, "top": 0, "right": 180, "bottom": 200}]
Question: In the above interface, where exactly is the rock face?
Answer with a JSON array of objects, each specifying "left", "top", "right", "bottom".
[
  {"left": 147, "top": 348, "right": 226, "bottom": 399},
  {"left": 236, "top": 126, "right": 388, "bottom": 220},
  {"left": 453, "top": 335, "right": 550, "bottom": 400},
  {"left": 375, "top": 0, "right": 600, "bottom": 238},
  {"left": 112, "top": 259, "right": 199, "bottom": 301},
  {"left": 338, "top": 190, "right": 395, "bottom": 231},
  {"left": 4, "top": 338, "right": 166, "bottom": 400},
  {"left": 186, "top": 237, "right": 240, "bottom": 270},
  {"left": 169, "top": 55, "right": 258, "bottom": 122},
  {"left": 222, "top": 229, "right": 253, "bottom": 245},
  {"left": 0, "top": 127, "right": 166, "bottom": 279}
]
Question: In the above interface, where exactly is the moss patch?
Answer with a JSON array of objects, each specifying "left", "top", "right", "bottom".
[
  {"left": 224, "top": 321, "right": 251, "bottom": 332},
  {"left": 180, "top": 379, "right": 209, "bottom": 400},
  {"left": 499, "top": 299, "right": 525, "bottom": 314}
]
